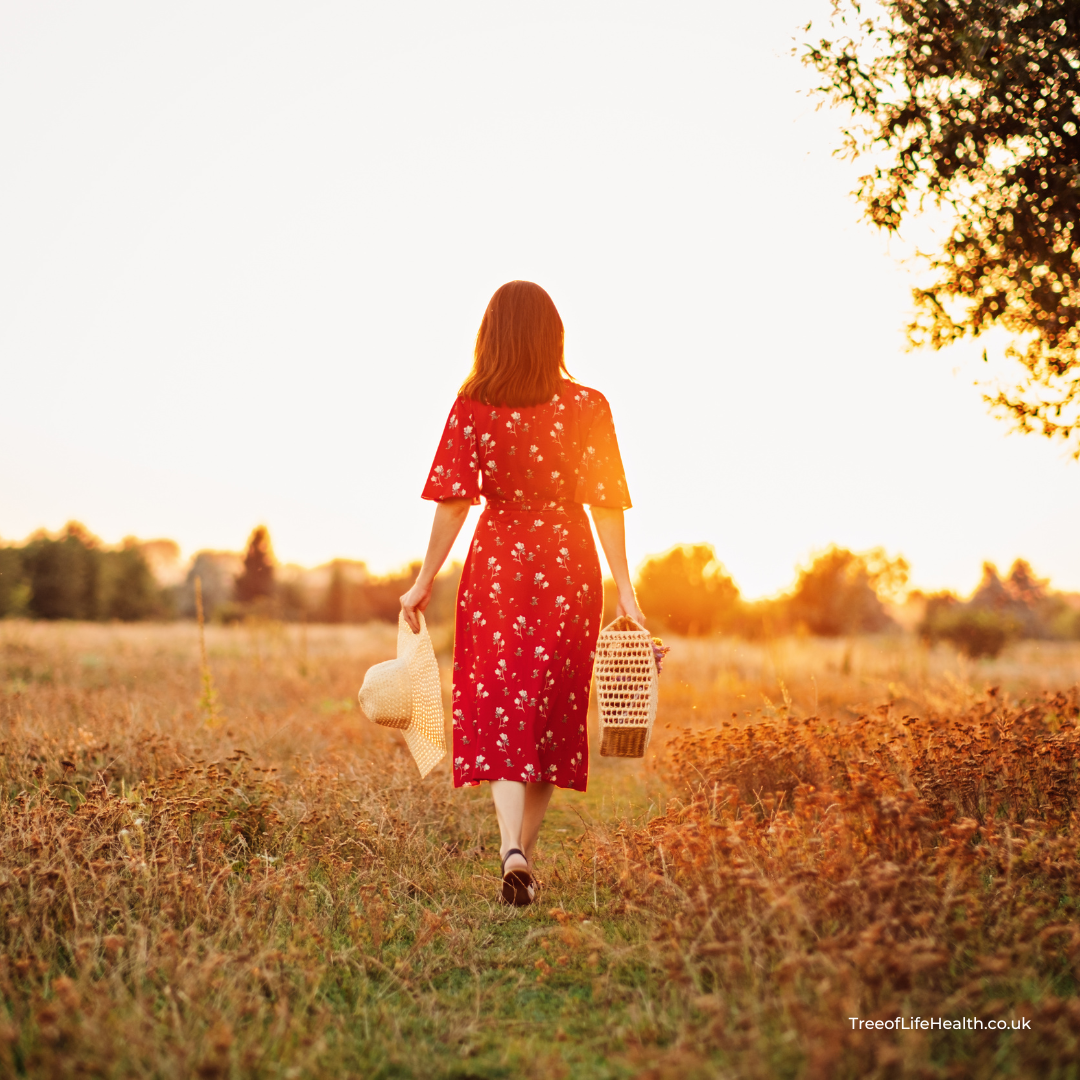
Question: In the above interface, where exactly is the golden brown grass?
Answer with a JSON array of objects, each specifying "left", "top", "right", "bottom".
[{"left": 2, "top": 620, "right": 1080, "bottom": 1078}]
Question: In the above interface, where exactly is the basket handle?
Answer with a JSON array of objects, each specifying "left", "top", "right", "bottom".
[{"left": 601, "top": 616, "right": 647, "bottom": 633}]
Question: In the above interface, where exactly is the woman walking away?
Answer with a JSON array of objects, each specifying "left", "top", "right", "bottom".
[{"left": 399, "top": 280, "right": 644, "bottom": 907}]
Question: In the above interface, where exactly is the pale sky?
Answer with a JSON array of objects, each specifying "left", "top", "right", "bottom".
[{"left": 2, "top": 1, "right": 1077, "bottom": 599}]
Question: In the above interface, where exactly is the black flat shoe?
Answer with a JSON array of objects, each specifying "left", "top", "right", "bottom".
[{"left": 500, "top": 848, "right": 536, "bottom": 907}]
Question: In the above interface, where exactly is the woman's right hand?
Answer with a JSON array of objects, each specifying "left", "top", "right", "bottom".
[
  {"left": 400, "top": 579, "right": 433, "bottom": 633},
  {"left": 399, "top": 500, "right": 472, "bottom": 633}
]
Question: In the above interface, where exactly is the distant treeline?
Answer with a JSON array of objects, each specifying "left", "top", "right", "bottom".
[
  {"left": 633, "top": 543, "right": 1080, "bottom": 657},
  {"left": 0, "top": 524, "right": 460, "bottom": 627},
  {"left": 2, "top": 524, "right": 1078, "bottom": 656},
  {"left": 918, "top": 561, "right": 1080, "bottom": 658},
  {"left": 632, "top": 544, "right": 906, "bottom": 639}
]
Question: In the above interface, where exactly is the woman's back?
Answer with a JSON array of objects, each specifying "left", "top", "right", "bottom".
[{"left": 425, "top": 381, "right": 630, "bottom": 510}]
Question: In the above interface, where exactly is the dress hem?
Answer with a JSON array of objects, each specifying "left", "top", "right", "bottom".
[{"left": 455, "top": 776, "right": 588, "bottom": 793}]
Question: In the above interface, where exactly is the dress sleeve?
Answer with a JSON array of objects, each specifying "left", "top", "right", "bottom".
[
  {"left": 422, "top": 396, "right": 482, "bottom": 503},
  {"left": 573, "top": 392, "right": 631, "bottom": 509}
]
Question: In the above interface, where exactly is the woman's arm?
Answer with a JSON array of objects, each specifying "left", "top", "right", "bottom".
[
  {"left": 399, "top": 498, "right": 473, "bottom": 632},
  {"left": 590, "top": 506, "right": 646, "bottom": 627}
]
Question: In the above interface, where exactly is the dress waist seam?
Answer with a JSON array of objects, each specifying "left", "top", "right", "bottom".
[{"left": 482, "top": 498, "right": 581, "bottom": 513}]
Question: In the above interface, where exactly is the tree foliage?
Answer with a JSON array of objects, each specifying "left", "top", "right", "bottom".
[
  {"left": 320, "top": 561, "right": 461, "bottom": 626},
  {"left": 0, "top": 548, "right": 32, "bottom": 618},
  {"left": 635, "top": 544, "right": 740, "bottom": 635},
  {"left": 787, "top": 546, "right": 908, "bottom": 636},
  {"left": 6, "top": 523, "right": 163, "bottom": 621},
  {"left": 805, "top": 0, "right": 1080, "bottom": 451},
  {"left": 919, "top": 557, "right": 1080, "bottom": 653}
]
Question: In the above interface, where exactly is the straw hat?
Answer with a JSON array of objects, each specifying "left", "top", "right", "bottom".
[{"left": 358, "top": 611, "right": 446, "bottom": 779}]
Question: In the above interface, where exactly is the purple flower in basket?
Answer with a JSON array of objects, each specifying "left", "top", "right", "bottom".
[{"left": 651, "top": 637, "right": 670, "bottom": 675}]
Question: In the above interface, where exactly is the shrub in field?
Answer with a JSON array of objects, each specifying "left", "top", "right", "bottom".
[
  {"left": 661, "top": 688, "right": 1080, "bottom": 823},
  {"left": 921, "top": 602, "right": 1019, "bottom": 659},
  {"left": 590, "top": 689, "right": 1080, "bottom": 1076}
]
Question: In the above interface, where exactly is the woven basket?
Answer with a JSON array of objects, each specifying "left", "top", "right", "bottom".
[{"left": 595, "top": 617, "right": 658, "bottom": 758}]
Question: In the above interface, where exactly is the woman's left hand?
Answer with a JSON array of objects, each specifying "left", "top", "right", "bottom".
[
  {"left": 400, "top": 579, "right": 433, "bottom": 633},
  {"left": 616, "top": 596, "right": 646, "bottom": 629}
]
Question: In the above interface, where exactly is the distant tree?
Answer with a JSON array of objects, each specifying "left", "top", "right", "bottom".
[
  {"left": 16, "top": 523, "right": 162, "bottom": 621},
  {"left": 787, "top": 547, "right": 908, "bottom": 637},
  {"left": 177, "top": 552, "right": 242, "bottom": 620},
  {"left": 968, "top": 558, "right": 1074, "bottom": 639},
  {"left": 1002, "top": 558, "right": 1049, "bottom": 606},
  {"left": 323, "top": 563, "right": 349, "bottom": 624},
  {"left": 424, "top": 562, "right": 462, "bottom": 626},
  {"left": 20, "top": 523, "right": 100, "bottom": 620},
  {"left": 635, "top": 544, "right": 740, "bottom": 635},
  {"left": 317, "top": 561, "right": 460, "bottom": 626},
  {"left": 360, "top": 562, "right": 424, "bottom": 623},
  {"left": 235, "top": 526, "right": 275, "bottom": 603},
  {"left": 0, "top": 547, "right": 31, "bottom": 617},
  {"left": 135, "top": 539, "right": 183, "bottom": 587},
  {"left": 315, "top": 560, "right": 370, "bottom": 623},
  {"left": 968, "top": 561, "right": 1014, "bottom": 611},
  {"left": 97, "top": 544, "right": 163, "bottom": 621},
  {"left": 805, "top": 1, "right": 1080, "bottom": 453}
]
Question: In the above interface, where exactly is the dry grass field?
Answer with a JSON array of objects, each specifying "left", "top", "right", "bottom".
[{"left": 2, "top": 619, "right": 1080, "bottom": 1078}]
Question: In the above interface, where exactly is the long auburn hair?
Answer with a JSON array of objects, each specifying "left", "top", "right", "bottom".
[{"left": 459, "top": 281, "right": 571, "bottom": 407}]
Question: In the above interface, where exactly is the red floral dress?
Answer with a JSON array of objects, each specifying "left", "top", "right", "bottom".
[{"left": 422, "top": 381, "right": 630, "bottom": 791}]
